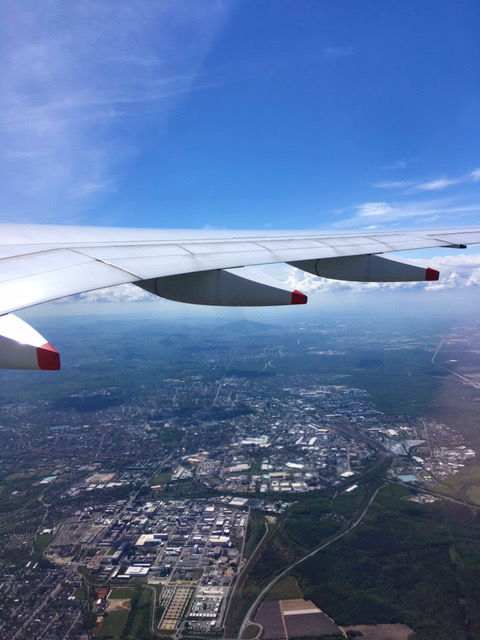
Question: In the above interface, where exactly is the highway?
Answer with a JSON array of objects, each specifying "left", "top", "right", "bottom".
[{"left": 431, "top": 337, "right": 480, "bottom": 389}]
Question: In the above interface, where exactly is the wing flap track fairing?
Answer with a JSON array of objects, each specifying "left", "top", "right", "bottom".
[
  {"left": 290, "top": 254, "right": 439, "bottom": 282},
  {"left": 136, "top": 267, "right": 308, "bottom": 306}
]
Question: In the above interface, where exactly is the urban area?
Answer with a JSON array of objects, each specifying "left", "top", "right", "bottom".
[{"left": 0, "top": 318, "right": 477, "bottom": 639}]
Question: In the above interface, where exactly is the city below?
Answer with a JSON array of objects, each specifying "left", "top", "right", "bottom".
[{"left": 1, "top": 312, "right": 480, "bottom": 640}]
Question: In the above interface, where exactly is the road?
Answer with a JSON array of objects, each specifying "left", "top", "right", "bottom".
[
  {"left": 431, "top": 337, "right": 480, "bottom": 389},
  {"left": 62, "top": 611, "right": 82, "bottom": 640},
  {"left": 259, "top": 360, "right": 275, "bottom": 373},
  {"left": 223, "top": 515, "right": 273, "bottom": 637},
  {"left": 238, "top": 484, "right": 384, "bottom": 639},
  {"left": 149, "top": 585, "right": 160, "bottom": 636},
  {"left": 12, "top": 581, "right": 62, "bottom": 639},
  {"left": 219, "top": 510, "right": 254, "bottom": 631},
  {"left": 229, "top": 418, "right": 393, "bottom": 639}
]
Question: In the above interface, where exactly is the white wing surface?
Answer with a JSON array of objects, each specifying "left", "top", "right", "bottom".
[
  {"left": 1, "top": 223, "right": 480, "bottom": 316},
  {"left": 1, "top": 223, "right": 480, "bottom": 369}
]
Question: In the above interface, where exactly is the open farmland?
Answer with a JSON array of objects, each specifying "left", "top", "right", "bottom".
[
  {"left": 343, "top": 624, "right": 414, "bottom": 639},
  {"left": 255, "top": 598, "right": 343, "bottom": 639}
]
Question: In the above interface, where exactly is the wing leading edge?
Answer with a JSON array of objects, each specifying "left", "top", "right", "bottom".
[
  {"left": 1, "top": 223, "right": 479, "bottom": 370},
  {"left": 1, "top": 224, "right": 479, "bottom": 316}
]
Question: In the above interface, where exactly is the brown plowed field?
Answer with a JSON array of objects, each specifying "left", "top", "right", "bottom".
[
  {"left": 343, "top": 623, "right": 414, "bottom": 639},
  {"left": 280, "top": 599, "right": 318, "bottom": 613},
  {"left": 284, "top": 611, "right": 342, "bottom": 638},
  {"left": 255, "top": 601, "right": 285, "bottom": 639}
]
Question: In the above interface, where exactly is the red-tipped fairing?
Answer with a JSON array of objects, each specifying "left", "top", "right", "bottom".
[
  {"left": 0, "top": 314, "right": 60, "bottom": 370},
  {"left": 37, "top": 343, "right": 61, "bottom": 370},
  {"left": 425, "top": 268, "right": 440, "bottom": 281},
  {"left": 290, "top": 254, "right": 441, "bottom": 283},
  {"left": 291, "top": 290, "right": 308, "bottom": 305},
  {"left": 137, "top": 267, "right": 308, "bottom": 307}
]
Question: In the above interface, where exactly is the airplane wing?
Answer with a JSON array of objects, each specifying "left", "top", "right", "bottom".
[{"left": 1, "top": 223, "right": 480, "bottom": 370}]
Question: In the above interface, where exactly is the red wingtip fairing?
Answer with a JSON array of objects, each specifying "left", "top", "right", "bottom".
[
  {"left": 291, "top": 290, "right": 308, "bottom": 305},
  {"left": 425, "top": 268, "right": 440, "bottom": 281},
  {"left": 36, "top": 343, "right": 61, "bottom": 370}
]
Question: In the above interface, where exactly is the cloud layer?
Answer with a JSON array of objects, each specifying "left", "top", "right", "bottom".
[
  {"left": 336, "top": 167, "right": 480, "bottom": 230},
  {"left": 334, "top": 198, "right": 480, "bottom": 228},
  {"left": 375, "top": 168, "right": 480, "bottom": 193}
]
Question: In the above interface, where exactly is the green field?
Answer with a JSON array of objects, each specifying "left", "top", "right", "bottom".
[
  {"left": 241, "top": 623, "right": 262, "bottom": 639},
  {"left": 249, "top": 457, "right": 262, "bottom": 476},
  {"left": 266, "top": 576, "right": 303, "bottom": 601},
  {"left": 465, "top": 486, "right": 480, "bottom": 504},
  {"left": 33, "top": 532, "right": 53, "bottom": 559},
  {"left": 244, "top": 511, "right": 266, "bottom": 559},
  {"left": 73, "top": 585, "right": 86, "bottom": 602},
  {"left": 98, "top": 610, "right": 129, "bottom": 638},
  {"left": 421, "top": 366, "right": 480, "bottom": 500},
  {"left": 108, "top": 587, "right": 135, "bottom": 600},
  {"left": 118, "top": 587, "right": 156, "bottom": 640},
  {"left": 129, "top": 588, "right": 153, "bottom": 638},
  {"left": 431, "top": 465, "right": 480, "bottom": 501},
  {"left": 234, "top": 486, "right": 379, "bottom": 632},
  {"left": 233, "top": 528, "right": 301, "bottom": 634},
  {"left": 149, "top": 471, "right": 173, "bottom": 485}
]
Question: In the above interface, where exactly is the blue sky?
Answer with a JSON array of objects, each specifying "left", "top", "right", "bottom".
[
  {"left": 1, "top": 0, "right": 479, "bottom": 232},
  {"left": 2, "top": 0, "right": 480, "bottom": 320}
]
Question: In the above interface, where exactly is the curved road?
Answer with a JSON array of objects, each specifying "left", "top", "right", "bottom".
[
  {"left": 223, "top": 517, "right": 273, "bottom": 637},
  {"left": 238, "top": 484, "right": 384, "bottom": 639},
  {"left": 232, "top": 418, "right": 393, "bottom": 639},
  {"left": 221, "top": 417, "right": 393, "bottom": 638}
]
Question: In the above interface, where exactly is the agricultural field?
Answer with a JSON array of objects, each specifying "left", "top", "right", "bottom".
[
  {"left": 266, "top": 576, "right": 303, "bottom": 601},
  {"left": 342, "top": 624, "right": 414, "bottom": 639},
  {"left": 255, "top": 598, "right": 343, "bottom": 639}
]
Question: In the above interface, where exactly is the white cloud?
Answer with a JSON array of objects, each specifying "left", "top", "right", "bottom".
[
  {"left": 417, "top": 177, "right": 459, "bottom": 191},
  {"left": 325, "top": 47, "right": 353, "bottom": 58},
  {"left": 0, "top": 1, "right": 230, "bottom": 222},
  {"left": 51, "top": 282, "right": 156, "bottom": 304},
  {"left": 373, "top": 167, "right": 480, "bottom": 194},
  {"left": 374, "top": 181, "right": 416, "bottom": 189},
  {"left": 77, "top": 283, "right": 154, "bottom": 304},
  {"left": 355, "top": 202, "right": 393, "bottom": 218},
  {"left": 383, "top": 160, "right": 410, "bottom": 169},
  {"left": 335, "top": 197, "right": 480, "bottom": 228}
]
